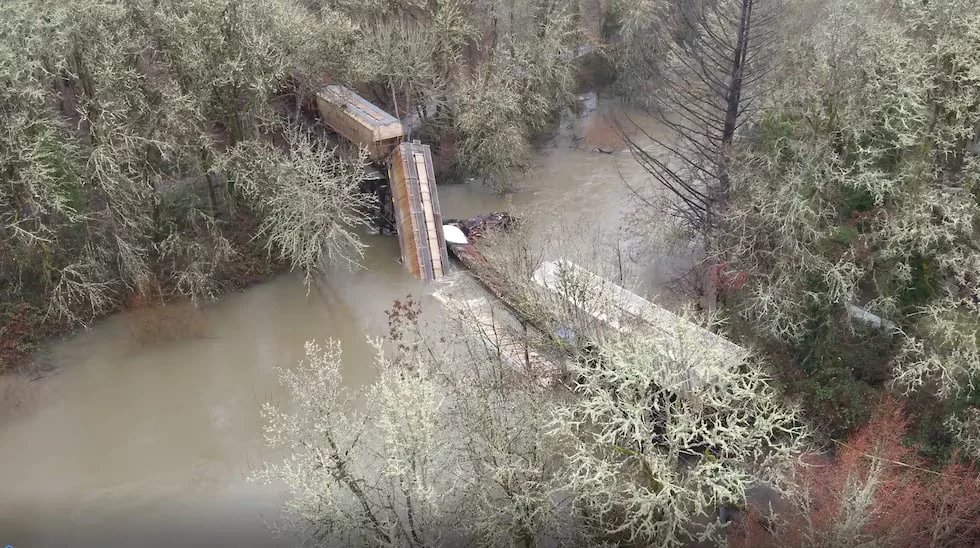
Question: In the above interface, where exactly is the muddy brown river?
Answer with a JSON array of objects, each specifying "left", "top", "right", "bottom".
[{"left": 0, "top": 103, "right": 682, "bottom": 547}]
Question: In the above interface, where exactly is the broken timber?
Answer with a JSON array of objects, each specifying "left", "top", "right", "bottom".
[{"left": 389, "top": 141, "right": 449, "bottom": 282}]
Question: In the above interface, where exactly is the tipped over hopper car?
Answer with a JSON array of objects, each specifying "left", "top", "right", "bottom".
[
  {"left": 389, "top": 141, "right": 449, "bottom": 282},
  {"left": 315, "top": 85, "right": 404, "bottom": 161}
]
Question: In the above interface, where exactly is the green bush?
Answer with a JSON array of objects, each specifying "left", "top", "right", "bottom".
[{"left": 798, "top": 366, "right": 877, "bottom": 439}]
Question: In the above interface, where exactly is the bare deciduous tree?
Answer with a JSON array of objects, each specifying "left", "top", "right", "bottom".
[
  {"left": 220, "top": 125, "right": 374, "bottom": 286},
  {"left": 253, "top": 338, "right": 450, "bottom": 547},
  {"left": 0, "top": 0, "right": 376, "bottom": 328},
  {"left": 552, "top": 313, "right": 806, "bottom": 547}
]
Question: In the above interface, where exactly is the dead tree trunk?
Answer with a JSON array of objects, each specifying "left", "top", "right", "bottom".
[{"left": 616, "top": 0, "right": 787, "bottom": 307}]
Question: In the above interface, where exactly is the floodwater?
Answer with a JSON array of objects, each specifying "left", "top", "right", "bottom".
[{"left": 0, "top": 101, "right": 682, "bottom": 547}]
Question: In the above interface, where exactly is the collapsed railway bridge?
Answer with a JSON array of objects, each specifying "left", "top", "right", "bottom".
[
  {"left": 314, "top": 84, "right": 448, "bottom": 282},
  {"left": 312, "top": 82, "right": 748, "bottom": 405}
]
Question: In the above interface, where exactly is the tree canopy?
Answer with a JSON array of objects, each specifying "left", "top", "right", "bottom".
[{"left": 721, "top": 0, "right": 980, "bottom": 448}]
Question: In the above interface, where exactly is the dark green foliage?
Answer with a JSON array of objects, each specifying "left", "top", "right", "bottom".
[
  {"left": 907, "top": 389, "right": 957, "bottom": 462},
  {"left": 831, "top": 224, "right": 859, "bottom": 246},
  {"left": 839, "top": 186, "right": 875, "bottom": 218},
  {"left": 899, "top": 254, "right": 940, "bottom": 311},
  {"left": 789, "top": 315, "right": 896, "bottom": 437},
  {"left": 600, "top": 5, "right": 623, "bottom": 42},
  {"left": 836, "top": 114, "right": 905, "bottom": 176},
  {"left": 754, "top": 113, "right": 799, "bottom": 164},
  {"left": 798, "top": 366, "right": 876, "bottom": 439},
  {"left": 739, "top": 268, "right": 900, "bottom": 439}
]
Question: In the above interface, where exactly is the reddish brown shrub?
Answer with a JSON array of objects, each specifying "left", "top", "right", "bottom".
[
  {"left": 709, "top": 261, "right": 750, "bottom": 296},
  {"left": 731, "top": 397, "right": 980, "bottom": 547},
  {"left": 0, "top": 304, "right": 33, "bottom": 372}
]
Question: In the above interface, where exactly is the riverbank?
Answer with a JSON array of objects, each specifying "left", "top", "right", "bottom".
[
  {"left": 1, "top": 95, "right": 653, "bottom": 378},
  {"left": 0, "top": 210, "right": 287, "bottom": 375}
]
